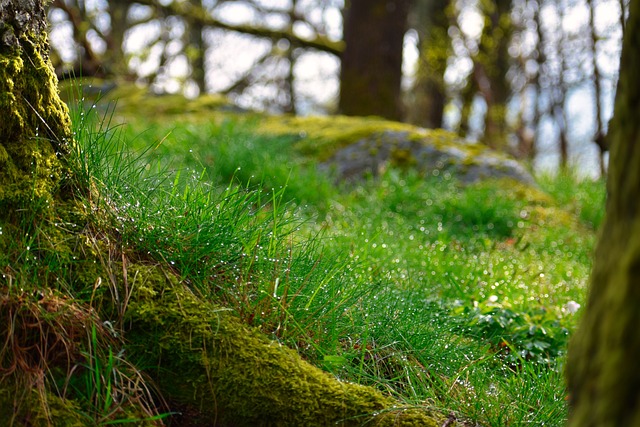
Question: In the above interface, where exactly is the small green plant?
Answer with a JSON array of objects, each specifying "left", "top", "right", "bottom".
[
  {"left": 66, "top": 325, "right": 169, "bottom": 425},
  {"left": 448, "top": 297, "right": 572, "bottom": 367}
]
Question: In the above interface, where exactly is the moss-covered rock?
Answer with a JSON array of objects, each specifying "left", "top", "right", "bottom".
[{"left": 316, "top": 130, "right": 534, "bottom": 184}]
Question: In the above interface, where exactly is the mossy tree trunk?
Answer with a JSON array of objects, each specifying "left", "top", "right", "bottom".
[
  {"left": 0, "top": 0, "right": 72, "bottom": 213},
  {"left": 339, "top": 0, "right": 412, "bottom": 121},
  {"left": 566, "top": 2, "right": 640, "bottom": 425},
  {"left": 0, "top": 1, "right": 441, "bottom": 425}
]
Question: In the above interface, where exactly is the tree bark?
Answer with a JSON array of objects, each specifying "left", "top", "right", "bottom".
[
  {"left": 0, "top": 0, "right": 72, "bottom": 212},
  {"left": 339, "top": 0, "right": 412, "bottom": 121},
  {"left": 187, "top": 0, "right": 207, "bottom": 94},
  {"left": 566, "top": 1, "right": 640, "bottom": 425},
  {"left": 105, "top": 0, "right": 130, "bottom": 76}
]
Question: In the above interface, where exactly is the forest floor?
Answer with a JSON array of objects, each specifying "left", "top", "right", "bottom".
[{"left": 8, "top": 81, "right": 605, "bottom": 426}]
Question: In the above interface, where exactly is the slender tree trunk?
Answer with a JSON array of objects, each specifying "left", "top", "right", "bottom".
[
  {"left": 284, "top": 0, "right": 298, "bottom": 114},
  {"left": 566, "top": 1, "right": 640, "bottom": 425},
  {"left": 529, "top": 0, "right": 546, "bottom": 160},
  {"left": 588, "top": 0, "right": 608, "bottom": 177},
  {"left": 619, "top": 0, "right": 627, "bottom": 34},
  {"left": 551, "top": 0, "right": 570, "bottom": 169},
  {"left": 406, "top": 0, "right": 451, "bottom": 128},
  {"left": 188, "top": 0, "right": 206, "bottom": 94},
  {"left": 458, "top": 76, "right": 477, "bottom": 137},
  {"left": 475, "top": 0, "right": 513, "bottom": 151},
  {"left": 339, "top": 0, "right": 412, "bottom": 120}
]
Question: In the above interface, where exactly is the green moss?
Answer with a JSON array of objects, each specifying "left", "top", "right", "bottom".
[
  {"left": 59, "top": 78, "right": 234, "bottom": 118},
  {"left": 255, "top": 115, "right": 420, "bottom": 161},
  {"left": 0, "top": 14, "right": 72, "bottom": 212},
  {"left": 125, "top": 266, "right": 439, "bottom": 426},
  {"left": 390, "top": 148, "right": 416, "bottom": 167},
  {"left": 0, "top": 383, "right": 86, "bottom": 427}
]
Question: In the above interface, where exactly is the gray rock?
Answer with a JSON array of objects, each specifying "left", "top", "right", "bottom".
[{"left": 319, "top": 131, "right": 535, "bottom": 185}]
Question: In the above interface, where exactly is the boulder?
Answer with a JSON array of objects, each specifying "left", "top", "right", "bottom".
[{"left": 320, "top": 131, "right": 535, "bottom": 185}]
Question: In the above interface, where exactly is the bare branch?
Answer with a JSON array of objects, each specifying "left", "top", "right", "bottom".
[{"left": 133, "top": 0, "right": 343, "bottom": 56}]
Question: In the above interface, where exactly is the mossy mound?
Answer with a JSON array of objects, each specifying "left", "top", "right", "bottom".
[
  {"left": 124, "top": 263, "right": 440, "bottom": 426},
  {"left": 61, "top": 79, "right": 536, "bottom": 188},
  {"left": 58, "top": 78, "right": 238, "bottom": 117},
  {"left": 0, "top": 384, "right": 86, "bottom": 426}
]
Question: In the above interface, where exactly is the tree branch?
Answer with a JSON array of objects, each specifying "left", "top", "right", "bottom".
[{"left": 133, "top": 0, "right": 343, "bottom": 57}]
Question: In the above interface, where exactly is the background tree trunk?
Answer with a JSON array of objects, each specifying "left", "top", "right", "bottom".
[
  {"left": 105, "top": 0, "right": 131, "bottom": 77},
  {"left": 474, "top": 0, "right": 513, "bottom": 151},
  {"left": 566, "top": 1, "right": 640, "bottom": 425},
  {"left": 186, "top": 0, "right": 206, "bottom": 94},
  {"left": 406, "top": 0, "right": 451, "bottom": 128},
  {"left": 587, "top": 0, "right": 608, "bottom": 177},
  {"left": 339, "top": 0, "right": 412, "bottom": 120}
]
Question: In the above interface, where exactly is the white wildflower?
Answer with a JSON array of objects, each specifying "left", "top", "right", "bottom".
[{"left": 564, "top": 300, "right": 581, "bottom": 314}]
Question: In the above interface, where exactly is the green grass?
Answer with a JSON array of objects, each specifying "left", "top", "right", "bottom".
[
  {"left": 4, "top": 95, "right": 603, "bottom": 425},
  {"left": 111, "top": 112, "right": 602, "bottom": 425},
  {"left": 116, "top": 119, "right": 335, "bottom": 210},
  {"left": 96, "top": 113, "right": 600, "bottom": 425},
  {"left": 537, "top": 170, "right": 606, "bottom": 230}
]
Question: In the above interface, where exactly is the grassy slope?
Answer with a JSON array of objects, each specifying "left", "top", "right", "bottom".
[{"left": 58, "top": 84, "right": 605, "bottom": 426}]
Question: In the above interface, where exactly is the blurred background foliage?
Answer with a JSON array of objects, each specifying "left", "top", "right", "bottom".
[{"left": 47, "top": 0, "right": 625, "bottom": 176}]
